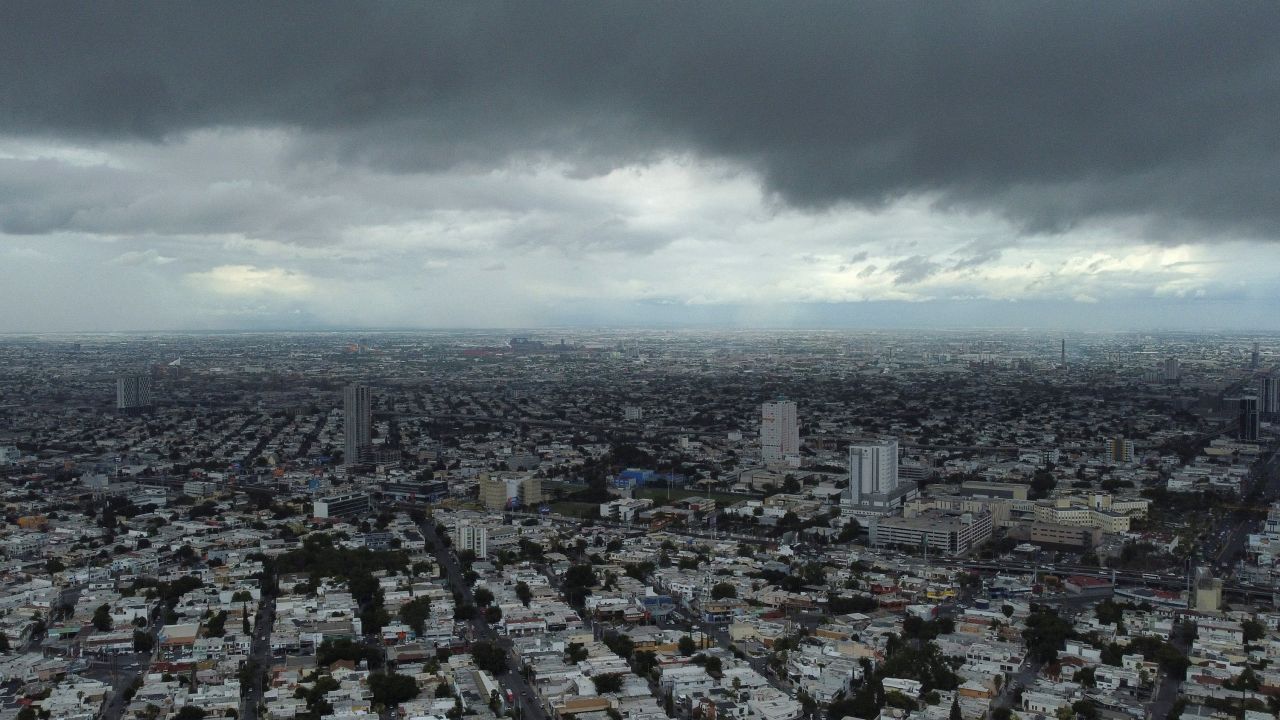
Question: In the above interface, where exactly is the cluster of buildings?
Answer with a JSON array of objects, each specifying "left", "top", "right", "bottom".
[{"left": 0, "top": 331, "right": 1278, "bottom": 720}]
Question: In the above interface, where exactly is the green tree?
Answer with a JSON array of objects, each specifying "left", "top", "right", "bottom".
[
  {"left": 632, "top": 650, "right": 658, "bottom": 676},
  {"left": 473, "top": 587, "right": 494, "bottom": 607},
  {"left": 703, "top": 656, "right": 722, "bottom": 675},
  {"left": 678, "top": 635, "right": 696, "bottom": 656},
  {"left": 601, "top": 632, "right": 634, "bottom": 660},
  {"left": 399, "top": 597, "right": 432, "bottom": 635},
  {"left": 515, "top": 581, "right": 532, "bottom": 607},
  {"left": 1071, "top": 699, "right": 1098, "bottom": 720},
  {"left": 566, "top": 642, "right": 590, "bottom": 663},
  {"left": 836, "top": 519, "right": 862, "bottom": 543},
  {"left": 470, "top": 640, "right": 507, "bottom": 675},
  {"left": 1229, "top": 667, "right": 1261, "bottom": 692},
  {"left": 133, "top": 630, "right": 155, "bottom": 653},
  {"left": 565, "top": 564, "right": 598, "bottom": 587},
  {"left": 93, "top": 604, "right": 113, "bottom": 632},
  {"left": 710, "top": 582, "right": 737, "bottom": 600},
  {"left": 1243, "top": 618, "right": 1267, "bottom": 642},
  {"left": 174, "top": 707, "right": 206, "bottom": 720},
  {"left": 1022, "top": 607, "right": 1073, "bottom": 662},
  {"left": 1029, "top": 469, "right": 1056, "bottom": 499},
  {"left": 884, "top": 691, "right": 917, "bottom": 711},
  {"left": 1094, "top": 600, "right": 1124, "bottom": 626},
  {"left": 1101, "top": 642, "right": 1125, "bottom": 666},
  {"left": 368, "top": 672, "right": 420, "bottom": 707},
  {"left": 316, "top": 638, "right": 378, "bottom": 667},
  {"left": 592, "top": 673, "right": 624, "bottom": 694},
  {"left": 360, "top": 604, "right": 390, "bottom": 635},
  {"left": 204, "top": 610, "right": 228, "bottom": 637}
]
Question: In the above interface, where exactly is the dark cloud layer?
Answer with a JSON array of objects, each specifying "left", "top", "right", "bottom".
[{"left": 2, "top": 2, "right": 1279, "bottom": 236}]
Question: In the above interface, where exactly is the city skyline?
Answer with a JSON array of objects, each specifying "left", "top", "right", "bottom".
[
  {"left": 2, "top": 4, "right": 1280, "bottom": 331},
  {"left": 0, "top": 327, "right": 1276, "bottom": 717}
]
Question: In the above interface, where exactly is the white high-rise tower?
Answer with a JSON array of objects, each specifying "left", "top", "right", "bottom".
[
  {"left": 760, "top": 400, "right": 799, "bottom": 465},
  {"left": 848, "top": 439, "right": 898, "bottom": 505}
]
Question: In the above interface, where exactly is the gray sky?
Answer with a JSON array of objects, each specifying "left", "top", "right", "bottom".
[{"left": 3, "top": 2, "right": 1280, "bottom": 331}]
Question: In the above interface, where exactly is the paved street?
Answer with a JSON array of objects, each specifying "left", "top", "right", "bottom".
[
  {"left": 90, "top": 607, "right": 163, "bottom": 720},
  {"left": 1145, "top": 621, "right": 1192, "bottom": 720},
  {"left": 240, "top": 592, "right": 277, "bottom": 720},
  {"left": 989, "top": 657, "right": 1043, "bottom": 715},
  {"left": 424, "top": 518, "right": 544, "bottom": 720}
]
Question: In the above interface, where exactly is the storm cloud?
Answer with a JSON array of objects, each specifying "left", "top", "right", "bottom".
[
  {"left": 1, "top": 2, "right": 1279, "bottom": 331},
  {"left": 2, "top": 2, "right": 1277, "bottom": 233}
]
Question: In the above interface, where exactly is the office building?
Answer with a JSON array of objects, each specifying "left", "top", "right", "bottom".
[
  {"left": 867, "top": 510, "right": 993, "bottom": 556},
  {"left": 343, "top": 383, "right": 372, "bottom": 466},
  {"left": 1252, "top": 342, "right": 1261, "bottom": 369},
  {"left": 1240, "top": 395, "right": 1260, "bottom": 442},
  {"left": 479, "top": 473, "right": 542, "bottom": 511},
  {"left": 760, "top": 400, "right": 800, "bottom": 466},
  {"left": 454, "top": 520, "right": 488, "bottom": 558},
  {"left": 1161, "top": 356, "right": 1181, "bottom": 382},
  {"left": 1260, "top": 372, "right": 1278, "bottom": 418},
  {"left": 116, "top": 374, "right": 152, "bottom": 413},
  {"left": 1027, "top": 522, "right": 1101, "bottom": 550},
  {"left": 312, "top": 492, "right": 372, "bottom": 520},
  {"left": 1110, "top": 436, "right": 1135, "bottom": 464},
  {"left": 841, "top": 438, "right": 917, "bottom": 518},
  {"left": 848, "top": 439, "right": 898, "bottom": 505},
  {"left": 380, "top": 479, "right": 449, "bottom": 504}
]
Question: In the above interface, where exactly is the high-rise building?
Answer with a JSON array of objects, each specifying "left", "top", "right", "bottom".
[
  {"left": 479, "top": 474, "right": 507, "bottom": 510},
  {"left": 116, "top": 374, "right": 152, "bottom": 413},
  {"left": 454, "top": 520, "right": 488, "bottom": 558},
  {"left": 1260, "top": 372, "right": 1278, "bottom": 418},
  {"left": 760, "top": 400, "right": 800, "bottom": 466},
  {"left": 1252, "top": 342, "right": 1261, "bottom": 369},
  {"left": 343, "top": 384, "right": 372, "bottom": 466},
  {"left": 479, "top": 473, "right": 541, "bottom": 511},
  {"left": 1110, "top": 436, "right": 1135, "bottom": 464},
  {"left": 848, "top": 439, "right": 898, "bottom": 505},
  {"left": 1161, "top": 356, "right": 1181, "bottom": 382},
  {"left": 1239, "top": 396, "right": 1260, "bottom": 442}
]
